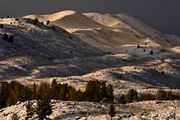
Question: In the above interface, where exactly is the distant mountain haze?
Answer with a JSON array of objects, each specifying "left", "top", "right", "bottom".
[{"left": 0, "top": 0, "right": 179, "bottom": 35}]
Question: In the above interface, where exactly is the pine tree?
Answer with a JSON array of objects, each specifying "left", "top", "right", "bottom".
[
  {"left": 84, "top": 80, "right": 102, "bottom": 102},
  {"left": 11, "top": 113, "right": 19, "bottom": 120},
  {"left": 156, "top": 89, "right": 167, "bottom": 100},
  {"left": 3, "top": 33, "right": 8, "bottom": 40},
  {"left": 59, "top": 84, "right": 68, "bottom": 100},
  {"left": 150, "top": 50, "right": 154, "bottom": 55},
  {"left": 32, "top": 83, "right": 37, "bottom": 100},
  {"left": 108, "top": 104, "right": 116, "bottom": 120},
  {"left": 125, "top": 89, "right": 138, "bottom": 103},
  {"left": 7, "top": 35, "right": 14, "bottom": 43},
  {"left": 118, "top": 95, "right": 126, "bottom": 104},
  {"left": 36, "top": 98, "right": 52, "bottom": 120},
  {"left": 37, "top": 82, "right": 50, "bottom": 100},
  {"left": 68, "top": 87, "right": 78, "bottom": 101},
  {"left": 33, "top": 18, "right": 39, "bottom": 25},
  {"left": 50, "top": 80, "right": 59, "bottom": 99},
  {"left": 7, "top": 81, "right": 21, "bottom": 106},
  {"left": 25, "top": 101, "right": 34, "bottom": 120},
  {"left": 0, "top": 24, "right": 4, "bottom": 28},
  {"left": 46, "top": 20, "right": 50, "bottom": 25},
  {"left": 0, "top": 82, "right": 10, "bottom": 108},
  {"left": 106, "top": 84, "right": 114, "bottom": 101}
]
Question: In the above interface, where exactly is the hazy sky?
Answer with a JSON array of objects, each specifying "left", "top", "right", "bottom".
[{"left": 0, "top": 0, "right": 179, "bottom": 35}]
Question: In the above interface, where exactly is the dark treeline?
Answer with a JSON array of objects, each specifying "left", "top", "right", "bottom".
[
  {"left": 0, "top": 80, "right": 114, "bottom": 109},
  {"left": 118, "top": 89, "right": 180, "bottom": 104},
  {"left": 1, "top": 80, "right": 180, "bottom": 109}
]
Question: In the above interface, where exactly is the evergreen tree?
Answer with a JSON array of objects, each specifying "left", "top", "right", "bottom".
[
  {"left": 118, "top": 95, "right": 126, "bottom": 104},
  {"left": 3, "top": 33, "right": 8, "bottom": 40},
  {"left": 37, "top": 82, "right": 50, "bottom": 100},
  {"left": 6, "top": 81, "right": 21, "bottom": 106},
  {"left": 84, "top": 80, "right": 102, "bottom": 102},
  {"left": 150, "top": 50, "right": 154, "bottom": 55},
  {"left": 46, "top": 20, "right": 50, "bottom": 25},
  {"left": 36, "top": 98, "right": 52, "bottom": 120},
  {"left": 33, "top": 18, "right": 39, "bottom": 25},
  {"left": 7, "top": 81, "right": 32, "bottom": 106},
  {"left": 32, "top": 83, "right": 37, "bottom": 100},
  {"left": 76, "top": 90, "right": 84, "bottom": 101},
  {"left": 108, "top": 104, "right": 116, "bottom": 120},
  {"left": 59, "top": 84, "right": 68, "bottom": 100},
  {"left": 25, "top": 101, "right": 34, "bottom": 120},
  {"left": 138, "top": 93, "right": 155, "bottom": 101},
  {"left": 0, "top": 82, "right": 10, "bottom": 108},
  {"left": 156, "top": 89, "right": 167, "bottom": 100},
  {"left": 50, "top": 80, "right": 59, "bottom": 100},
  {"left": 106, "top": 84, "right": 114, "bottom": 101},
  {"left": 125, "top": 89, "right": 138, "bottom": 103},
  {"left": 11, "top": 113, "right": 19, "bottom": 120},
  {"left": 7, "top": 35, "right": 14, "bottom": 43},
  {"left": 68, "top": 86, "right": 77, "bottom": 101},
  {"left": 0, "top": 24, "right": 4, "bottom": 28}
]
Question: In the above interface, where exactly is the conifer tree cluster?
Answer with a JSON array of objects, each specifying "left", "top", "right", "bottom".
[
  {"left": 0, "top": 80, "right": 114, "bottom": 109},
  {"left": 118, "top": 89, "right": 180, "bottom": 104}
]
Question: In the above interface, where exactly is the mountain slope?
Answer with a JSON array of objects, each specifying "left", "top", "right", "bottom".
[
  {"left": 20, "top": 10, "right": 180, "bottom": 89},
  {"left": 0, "top": 10, "right": 179, "bottom": 87},
  {"left": 0, "top": 17, "right": 103, "bottom": 80},
  {"left": 25, "top": 10, "right": 179, "bottom": 55},
  {"left": 0, "top": 17, "right": 102, "bottom": 59},
  {"left": 24, "top": 10, "right": 106, "bottom": 30},
  {"left": 84, "top": 12, "right": 178, "bottom": 47},
  {"left": 84, "top": 13, "right": 132, "bottom": 29}
]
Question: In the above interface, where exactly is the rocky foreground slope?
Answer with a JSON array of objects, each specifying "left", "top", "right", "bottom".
[{"left": 0, "top": 100, "right": 179, "bottom": 120}]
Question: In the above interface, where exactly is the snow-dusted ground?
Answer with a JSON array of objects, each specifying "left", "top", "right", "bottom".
[
  {"left": 0, "top": 10, "right": 180, "bottom": 120},
  {"left": 0, "top": 100, "right": 180, "bottom": 120}
]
